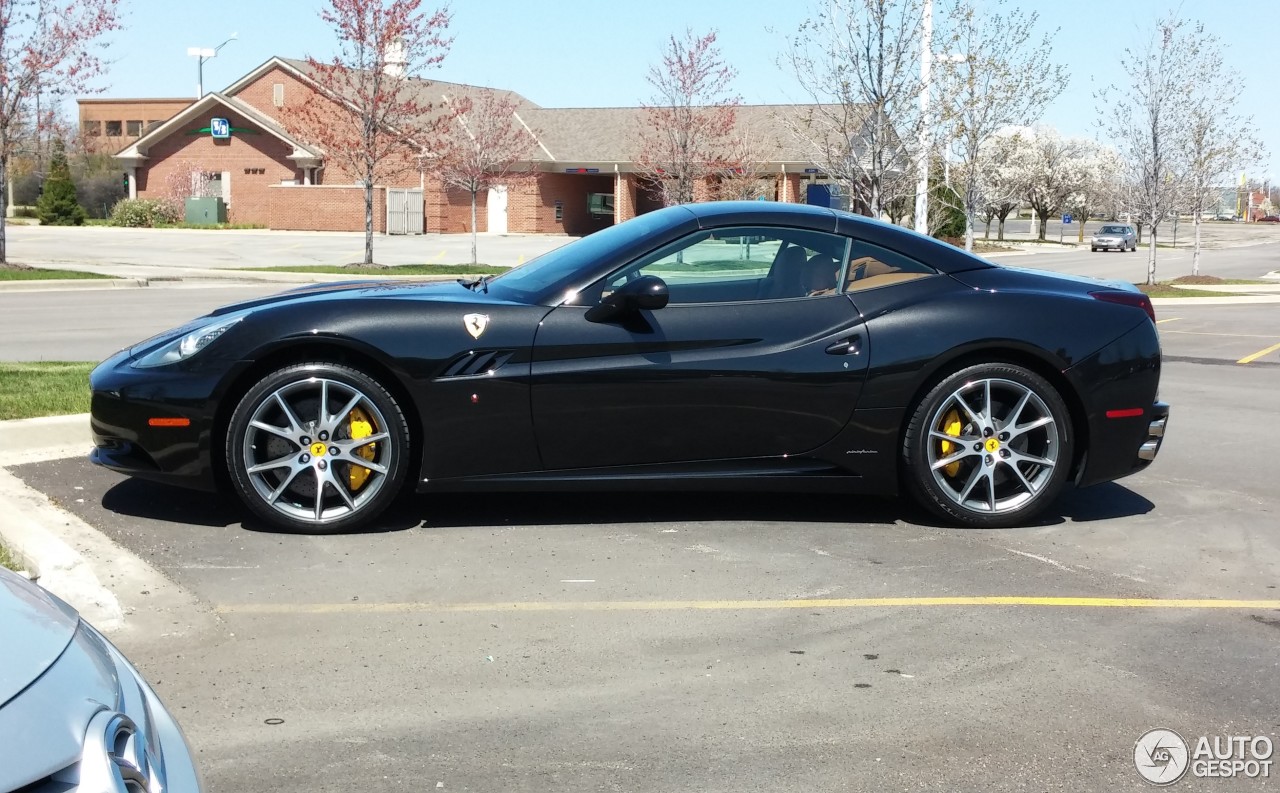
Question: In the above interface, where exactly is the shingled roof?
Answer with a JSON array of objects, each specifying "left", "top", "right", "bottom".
[
  {"left": 518, "top": 104, "right": 854, "bottom": 167},
  {"left": 275, "top": 57, "right": 542, "bottom": 115},
  {"left": 213, "top": 56, "right": 873, "bottom": 171}
]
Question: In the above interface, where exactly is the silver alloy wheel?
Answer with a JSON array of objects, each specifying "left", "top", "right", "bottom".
[
  {"left": 240, "top": 377, "right": 394, "bottom": 526},
  {"left": 925, "top": 377, "right": 1059, "bottom": 514}
]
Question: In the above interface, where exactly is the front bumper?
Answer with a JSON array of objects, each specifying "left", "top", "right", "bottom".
[
  {"left": 0, "top": 619, "right": 203, "bottom": 793},
  {"left": 88, "top": 348, "right": 226, "bottom": 492}
]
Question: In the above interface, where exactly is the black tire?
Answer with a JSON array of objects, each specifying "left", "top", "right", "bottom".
[
  {"left": 902, "top": 363, "right": 1074, "bottom": 528},
  {"left": 1091, "top": 247, "right": 1098, "bottom": 252},
  {"left": 226, "top": 362, "right": 411, "bottom": 533}
]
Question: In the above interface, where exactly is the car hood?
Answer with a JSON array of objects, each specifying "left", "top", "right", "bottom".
[
  {"left": 207, "top": 278, "right": 516, "bottom": 317},
  {"left": 0, "top": 568, "right": 81, "bottom": 707}
]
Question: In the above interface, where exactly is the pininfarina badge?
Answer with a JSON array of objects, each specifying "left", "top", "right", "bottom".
[{"left": 464, "top": 313, "right": 490, "bottom": 339}]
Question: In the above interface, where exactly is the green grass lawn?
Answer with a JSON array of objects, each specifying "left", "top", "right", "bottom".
[
  {"left": 239, "top": 263, "right": 509, "bottom": 276},
  {"left": 1169, "top": 275, "right": 1270, "bottom": 285},
  {"left": 649, "top": 259, "right": 771, "bottom": 272},
  {"left": 0, "top": 543, "right": 21, "bottom": 573},
  {"left": 0, "top": 267, "right": 113, "bottom": 281},
  {"left": 0, "top": 362, "right": 94, "bottom": 420},
  {"left": 1137, "top": 284, "right": 1243, "bottom": 298}
]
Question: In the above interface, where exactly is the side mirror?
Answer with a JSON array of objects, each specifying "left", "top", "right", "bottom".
[{"left": 586, "top": 275, "right": 669, "bottom": 323}]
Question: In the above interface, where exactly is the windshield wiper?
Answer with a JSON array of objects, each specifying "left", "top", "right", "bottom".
[{"left": 458, "top": 275, "right": 492, "bottom": 293}]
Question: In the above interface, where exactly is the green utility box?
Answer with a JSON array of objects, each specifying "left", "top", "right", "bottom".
[{"left": 185, "top": 196, "right": 227, "bottom": 225}]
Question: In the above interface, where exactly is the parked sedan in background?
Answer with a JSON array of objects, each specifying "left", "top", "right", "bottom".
[
  {"left": 1258, "top": 215, "right": 1280, "bottom": 223},
  {"left": 0, "top": 568, "right": 202, "bottom": 793},
  {"left": 90, "top": 201, "right": 1168, "bottom": 532},
  {"left": 1091, "top": 224, "right": 1137, "bottom": 252}
]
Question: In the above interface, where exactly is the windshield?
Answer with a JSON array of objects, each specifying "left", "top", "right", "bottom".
[
  {"left": 1099, "top": 225, "right": 1130, "bottom": 234},
  {"left": 485, "top": 212, "right": 680, "bottom": 304}
]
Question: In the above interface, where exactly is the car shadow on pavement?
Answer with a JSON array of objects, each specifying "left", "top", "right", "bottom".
[
  {"left": 100, "top": 478, "right": 243, "bottom": 527},
  {"left": 96, "top": 478, "right": 1155, "bottom": 533},
  {"left": 1048, "top": 482, "right": 1156, "bottom": 523},
  {"left": 398, "top": 491, "right": 911, "bottom": 529}
]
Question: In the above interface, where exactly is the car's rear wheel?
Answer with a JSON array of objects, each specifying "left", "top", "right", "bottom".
[
  {"left": 226, "top": 362, "right": 410, "bottom": 533},
  {"left": 903, "top": 363, "right": 1074, "bottom": 528}
]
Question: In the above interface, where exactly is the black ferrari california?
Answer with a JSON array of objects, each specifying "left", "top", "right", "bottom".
[{"left": 90, "top": 202, "right": 1168, "bottom": 532}]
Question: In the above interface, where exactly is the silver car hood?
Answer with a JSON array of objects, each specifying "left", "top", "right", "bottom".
[{"left": 0, "top": 568, "right": 80, "bottom": 707}]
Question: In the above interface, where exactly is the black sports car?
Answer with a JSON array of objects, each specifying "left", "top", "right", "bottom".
[{"left": 90, "top": 202, "right": 1168, "bottom": 532}]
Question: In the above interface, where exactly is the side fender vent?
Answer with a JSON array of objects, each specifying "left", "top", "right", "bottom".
[{"left": 440, "top": 350, "right": 515, "bottom": 378}]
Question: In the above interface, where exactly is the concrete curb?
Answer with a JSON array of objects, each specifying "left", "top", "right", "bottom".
[
  {"left": 0, "top": 467, "right": 123, "bottom": 630},
  {"left": 0, "top": 278, "right": 148, "bottom": 291},
  {"left": 0, "top": 413, "right": 91, "bottom": 454},
  {"left": 0, "top": 414, "right": 122, "bottom": 628},
  {"left": 2, "top": 260, "right": 482, "bottom": 287},
  {"left": 0, "top": 414, "right": 218, "bottom": 637},
  {"left": 1150, "top": 295, "right": 1280, "bottom": 306}
]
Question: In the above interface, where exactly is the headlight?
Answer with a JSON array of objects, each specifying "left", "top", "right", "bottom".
[{"left": 132, "top": 315, "right": 243, "bottom": 368}]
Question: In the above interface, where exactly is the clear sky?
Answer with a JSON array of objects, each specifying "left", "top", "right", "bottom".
[{"left": 89, "top": 0, "right": 1278, "bottom": 177}]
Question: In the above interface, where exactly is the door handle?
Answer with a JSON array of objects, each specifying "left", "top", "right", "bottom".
[{"left": 825, "top": 335, "right": 862, "bottom": 355}]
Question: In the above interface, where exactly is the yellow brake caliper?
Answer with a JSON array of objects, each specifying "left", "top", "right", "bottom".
[
  {"left": 939, "top": 409, "right": 963, "bottom": 478},
  {"left": 348, "top": 407, "right": 376, "bottom": 491}
]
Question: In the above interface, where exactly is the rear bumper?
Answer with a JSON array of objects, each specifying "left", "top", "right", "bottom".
[{"left": 1138, "top": 406, "right": 1169, "bottom": 462}]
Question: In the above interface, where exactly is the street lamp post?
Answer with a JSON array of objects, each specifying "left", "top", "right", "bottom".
[{"left": 187, "top": 33, "right": 238, "bottom": 99}]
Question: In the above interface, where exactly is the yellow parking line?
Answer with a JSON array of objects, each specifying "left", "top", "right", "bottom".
[
  {"left": 1165, "top": 330, "right": 1279, "bottom": 339},
  {"left": 1155, "top": 317, "right": 1182, "bottom": 324},
  {"left": 1238, "top": 341, "right": 1280, "bottom": 365},
  {"left": 215, "top": 596, "right": 1280, "bottom": 615}
]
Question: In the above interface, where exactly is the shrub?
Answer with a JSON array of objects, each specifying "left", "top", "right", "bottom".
[
  {"left": 36, "top": 140, "right": 87, "bottom": 226},
  {"left": 109, "top": 198, "right": 182, "bottom": 227}
]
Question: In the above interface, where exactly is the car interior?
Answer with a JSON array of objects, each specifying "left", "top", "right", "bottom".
[{"left": 586, "top": 227, "right": 936, "bottom": 307}]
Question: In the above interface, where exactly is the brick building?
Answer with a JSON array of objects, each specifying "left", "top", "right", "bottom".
[
  {"left": 95, "top": 57, "right": 832, "bottom": 234},
  {"left": 79, "top": 98, "right": 193, "bottom": 153}
]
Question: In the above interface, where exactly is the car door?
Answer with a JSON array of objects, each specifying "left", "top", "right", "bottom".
[{"left": 529, "top": 225, "right": 870, "bottom": 471}]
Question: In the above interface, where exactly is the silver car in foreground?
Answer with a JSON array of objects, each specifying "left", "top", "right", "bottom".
[
  {"left": 1091, "top": 224, "right": 1137, "bottom": 252},
  {"left": 0, "top": 567, "right": 202, "bottom": 793}
]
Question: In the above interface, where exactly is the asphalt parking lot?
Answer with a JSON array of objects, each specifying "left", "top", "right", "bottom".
[
  {"left": 11, "top": 316, "right": 1280, "bottom": 791},
  {"left": 5, "top": 229, "right": 1279, "bottom": 790},
  {"left": 1155, "top": 305, "right": 1280, "bottom": 366}
]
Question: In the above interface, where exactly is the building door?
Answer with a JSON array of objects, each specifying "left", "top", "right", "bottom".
[
  {"left": 386, "top": 189, "right": 424, "bottom": 235},
  {"left": 487, "top": 185, "right": 508, "bottom": 234}
]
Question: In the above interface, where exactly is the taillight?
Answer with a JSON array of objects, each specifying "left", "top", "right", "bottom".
[{"left": 1090, "top": 290, "right": 1156, "bottom": 323}]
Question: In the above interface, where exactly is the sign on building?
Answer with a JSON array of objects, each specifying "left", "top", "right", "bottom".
[{"left": 210, "top": 117, "right": 231, "bottom": 139}]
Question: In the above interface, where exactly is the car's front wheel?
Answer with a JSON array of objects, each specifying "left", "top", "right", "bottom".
[
  {"left": 226, "top": 362, "right": 411, "bottom": 533},
  {"left": 902, "top": 363, "right": 1074, "bottom": 528}
]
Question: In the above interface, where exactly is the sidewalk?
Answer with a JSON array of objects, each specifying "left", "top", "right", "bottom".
[{"left": 0, "top": 414, "right": 122, "bottom": 628}]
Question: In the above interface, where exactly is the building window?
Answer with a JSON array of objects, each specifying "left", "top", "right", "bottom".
[
  {"left": 126, "top": 120, "right": 143, "bottom": 136},
  {"left": 272, "top": 83, "right": 284, "bottom": 107},
  {"left": 105, "top": 120, "right": 122, "bottom": 137},
  {"left": 82, "top": 120, "right": 101, "bottom": 137}
]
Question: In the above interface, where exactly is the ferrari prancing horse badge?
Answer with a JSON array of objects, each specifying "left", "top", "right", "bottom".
[{"left": 464, "top": 313, "right": 490, "bottom": 339}]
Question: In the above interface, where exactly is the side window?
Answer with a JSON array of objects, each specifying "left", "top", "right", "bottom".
[
  {"left": 588, "top": 226, "right": 852, "bottom": 306},
  {"left": 842, "top": 239, "right": 937, "bottom": 293}
]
